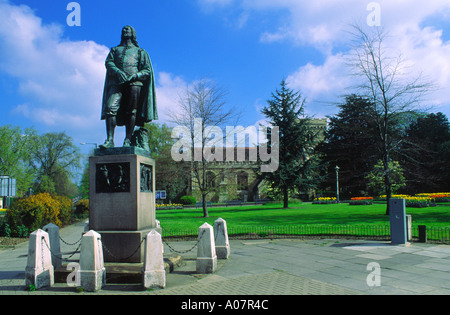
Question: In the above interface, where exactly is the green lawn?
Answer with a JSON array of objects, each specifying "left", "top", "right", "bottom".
[{"left": 156, "top": 202, "right": 450, "bottom": 232}]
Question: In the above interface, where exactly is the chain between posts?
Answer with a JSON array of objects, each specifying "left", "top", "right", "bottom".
[
  {"left": 58, "top": 234, "right": 83, "bottom": 261},
  {"left": 42, "top": 228, "right": 207, "bottom": 263},
  {"left": 101, "top": 236, "right": 146, "bottom": 262},
  {"left": 59, "top": 234, "right": 83, "bottom": 246},
  {"left": 161, "top": 228, "right": 206, "bottom": 254},
  {"left": 42, "top": 235, "right": 81, "bottom": 263}
]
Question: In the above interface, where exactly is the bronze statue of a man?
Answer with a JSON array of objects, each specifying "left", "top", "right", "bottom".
[{"left": 100, "top": 25, "right": 158, "bottom": 149}]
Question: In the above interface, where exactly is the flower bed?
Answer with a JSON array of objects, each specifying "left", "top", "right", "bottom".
[
  {"left": 350, "top": 197, "right": 373, "bottom": 206},
  {"left": 404, "top": 197, "right": 436, "bottom": 208},
  {"left": 417, "top": 193, "right": 450, "bottom": 203},
  {"left": 313, "top": 197, "right": 337, "bottom": 204},
  {"left": 379, "top": 194, "right": 438, "bottom": 208},
  {"left": 156, "top": 204, "right": 183, "bottom": 210}
]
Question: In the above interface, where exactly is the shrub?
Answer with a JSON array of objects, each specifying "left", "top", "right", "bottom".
[
  {"left": 5, "top": 193, "right": 71, "bottom": 236},
  {"left": 180, "top": 196, "right": 196, "bottom": 205},
  {"left": 313, "top": 197, "right": 337, "bottom": 204},
  {"left": 155, "top": 203, "right": 183, "bottom": 210},
  {"left": 0, "top": 218, "right": 11, "bottom": 237},
  {"left": 75, "top": 199, "right": 89, "bottom": 216},
  {"left": 417, "top": 193, "right": 450, "bottom": 203},
  {"left": 405, "top": 199, "right": 436, "bottom": 208},
  {"left": 53, "top": 195, "right": 73, "bottom": 226},
  {"left": 350, "top": 197, "right": 373, "bottom": 206}
]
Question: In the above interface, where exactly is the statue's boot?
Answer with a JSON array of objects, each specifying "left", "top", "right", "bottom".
[
  {"left": 123, "top": 138, "right": 132, "bottom": 147},
  {"left": 100, "top": 139, "right": 115, "bottom": 149}
]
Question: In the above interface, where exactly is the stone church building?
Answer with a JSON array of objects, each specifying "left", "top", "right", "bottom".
[{"left": 188, "top": 118, "right": 327, "bottom": 203}]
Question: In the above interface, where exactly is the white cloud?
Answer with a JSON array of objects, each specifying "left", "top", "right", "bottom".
[
  {"left": 0, "top": 1, "right": 108, "bottom": 142},
  {"left": 238, "top": 1, "right": 450, "bottom": 48},
  {"left": 216, "top": 0, "right": 450, "bottom": 114},
  {"left": 155, "top": 72, "right": 189, "bottom": 125},
  {"left": 286, "top": 53, "right": 350, "bottom": 100},
  {"left": 285, "top": 24, "right": 450, "bottom": 115}
]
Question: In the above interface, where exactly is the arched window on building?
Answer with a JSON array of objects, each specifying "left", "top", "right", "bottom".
[
  {"left": 206, "top": 171, "right": 216, "bottom": 189},
  {"left": 237, "top": 171, "right": 249, "bottom": 190}
]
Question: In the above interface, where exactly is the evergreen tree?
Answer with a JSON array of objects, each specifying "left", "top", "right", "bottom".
[
  {"left": 317, "top": 95, "right": 378, "bottom": 197},
  {"left": 261, "top": 80, "right": 322, "bottom": 208},
  {"left": 401, "top": 112, "right": 450, "bottom": 193}
]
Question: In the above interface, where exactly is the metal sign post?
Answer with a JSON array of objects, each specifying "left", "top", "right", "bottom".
[
  {"left": 0, "top": 176, "right": 17, "bottom": 208},
  {"left": 156, "top": 190, "right": 166, "bottom": 200}
]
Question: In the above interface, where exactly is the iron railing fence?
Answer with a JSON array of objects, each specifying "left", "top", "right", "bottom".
[
  {"left": 412, "top": 226, "right": 450, "bottom": 244},
  {"left": 162, "top": 224, "right": 450, "bottom": 244}
]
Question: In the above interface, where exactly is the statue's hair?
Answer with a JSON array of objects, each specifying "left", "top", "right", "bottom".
[{"left": 120, "top": 25, "right": 139, "bottom": 47}]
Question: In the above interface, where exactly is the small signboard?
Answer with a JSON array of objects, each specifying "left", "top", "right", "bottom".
[
  {"left": 0, "top": 176, "right": 16, "bottom": 197},
  {"left": 156, "top": 190, "right": 166, "bottom": 200},
  {"left": 389, "top": 198, "right": 407, "bottom": 245}
]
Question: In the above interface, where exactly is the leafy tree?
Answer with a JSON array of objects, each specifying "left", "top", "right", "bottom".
[
  {"left": 366, "top": 160, "right": 406, "bottom": 197},
  {"left": 260, "top": 80, "right": 322, "bottom": 208},
  {"left": 53, "top": 169, "right": 79, "bottom": 197},
  {"left": 34, "top": 174, "right": 56, "bottom": 195},
  {"left": 348, "top": 25, "right": 433, "bottom": 214},
  {"left": 144, "top": 122, "right": 189, "bottom": 203},
  {"left": 32, "top": 132, "right": 82, "bottom": 197},
  {"left": 0, "top": 125, "right": 39, "bottom": 196},
  {"left": 170, "top": 79, "right": 239, "bottom": 217},
  {"left": 78, "top": 162, "right": 90, "bottom": 200}
]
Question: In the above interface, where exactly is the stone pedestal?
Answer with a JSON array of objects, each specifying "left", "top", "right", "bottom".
[{"left": 89, "top": 147, "right": 157, "bottom": 263}]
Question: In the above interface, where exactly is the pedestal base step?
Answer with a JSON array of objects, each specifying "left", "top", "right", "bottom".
[{"left": 54, "top": 254, "right": 183, "bottom": 284}]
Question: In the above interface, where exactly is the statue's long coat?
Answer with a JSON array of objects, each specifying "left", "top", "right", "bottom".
[{"left": 101, "top": 46, "right": 158, "bottom": 126}]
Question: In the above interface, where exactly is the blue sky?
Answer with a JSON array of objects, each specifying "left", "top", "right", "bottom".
[{"left": 1, "top": 0, "right": 450, "bottom": 160}]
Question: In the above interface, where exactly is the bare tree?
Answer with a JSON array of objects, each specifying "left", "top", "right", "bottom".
[
  {"left": 348, "top": 25, "right": 435, "bottom": 214},
  {"left": 170, "top": 79, "right": 240, "bottom": 217}
]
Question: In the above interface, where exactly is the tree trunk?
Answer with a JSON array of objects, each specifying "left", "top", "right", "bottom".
[
  {"left": 383, "top": 150, "right": 392, "bottom": 215},
  {"left": 384, "top": 173, "right": 392, "bottom": 215},
  {"left": 283, "top": 187, "right": 289, "bottom": 209},
  {"left": 202, "top": 193, "right": 209, "bottom": 217}
]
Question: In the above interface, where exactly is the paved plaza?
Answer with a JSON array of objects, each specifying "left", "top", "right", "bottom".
[{"left": 1, "top": 220, "right": 450, "bottom": 295}]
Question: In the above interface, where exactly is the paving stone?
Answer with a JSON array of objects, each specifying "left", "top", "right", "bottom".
[
  {"left": 2, "top": 222, "right": 450, "bottom": 295},
  {"left": 148, "top": 271, "right": 360, "bottom": 295}
]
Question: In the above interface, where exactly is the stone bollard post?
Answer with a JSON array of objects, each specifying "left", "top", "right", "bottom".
[
  {"left": 143, "top": 230, "right": 166, "bottom": 289},
  {"left": 43, "top": 223, "right": 62, "bottom": 269},
  {"left": 418, "top": 225, "right": 427, "bottom": 243},
  {"left": 406, "top": 215, "right": 412, "bottom": 242},
  {"left": 196, "top": 223, "right": 217, "bottom": 274},
  {"left": 214, "top": 218, "right": 230, "bottom": 259},
  {"left": 78, "top": 230, "right": 106, "bottom": 292},
  {"left": 25, "top": 229, "right": 54, "bottom": 290}
]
